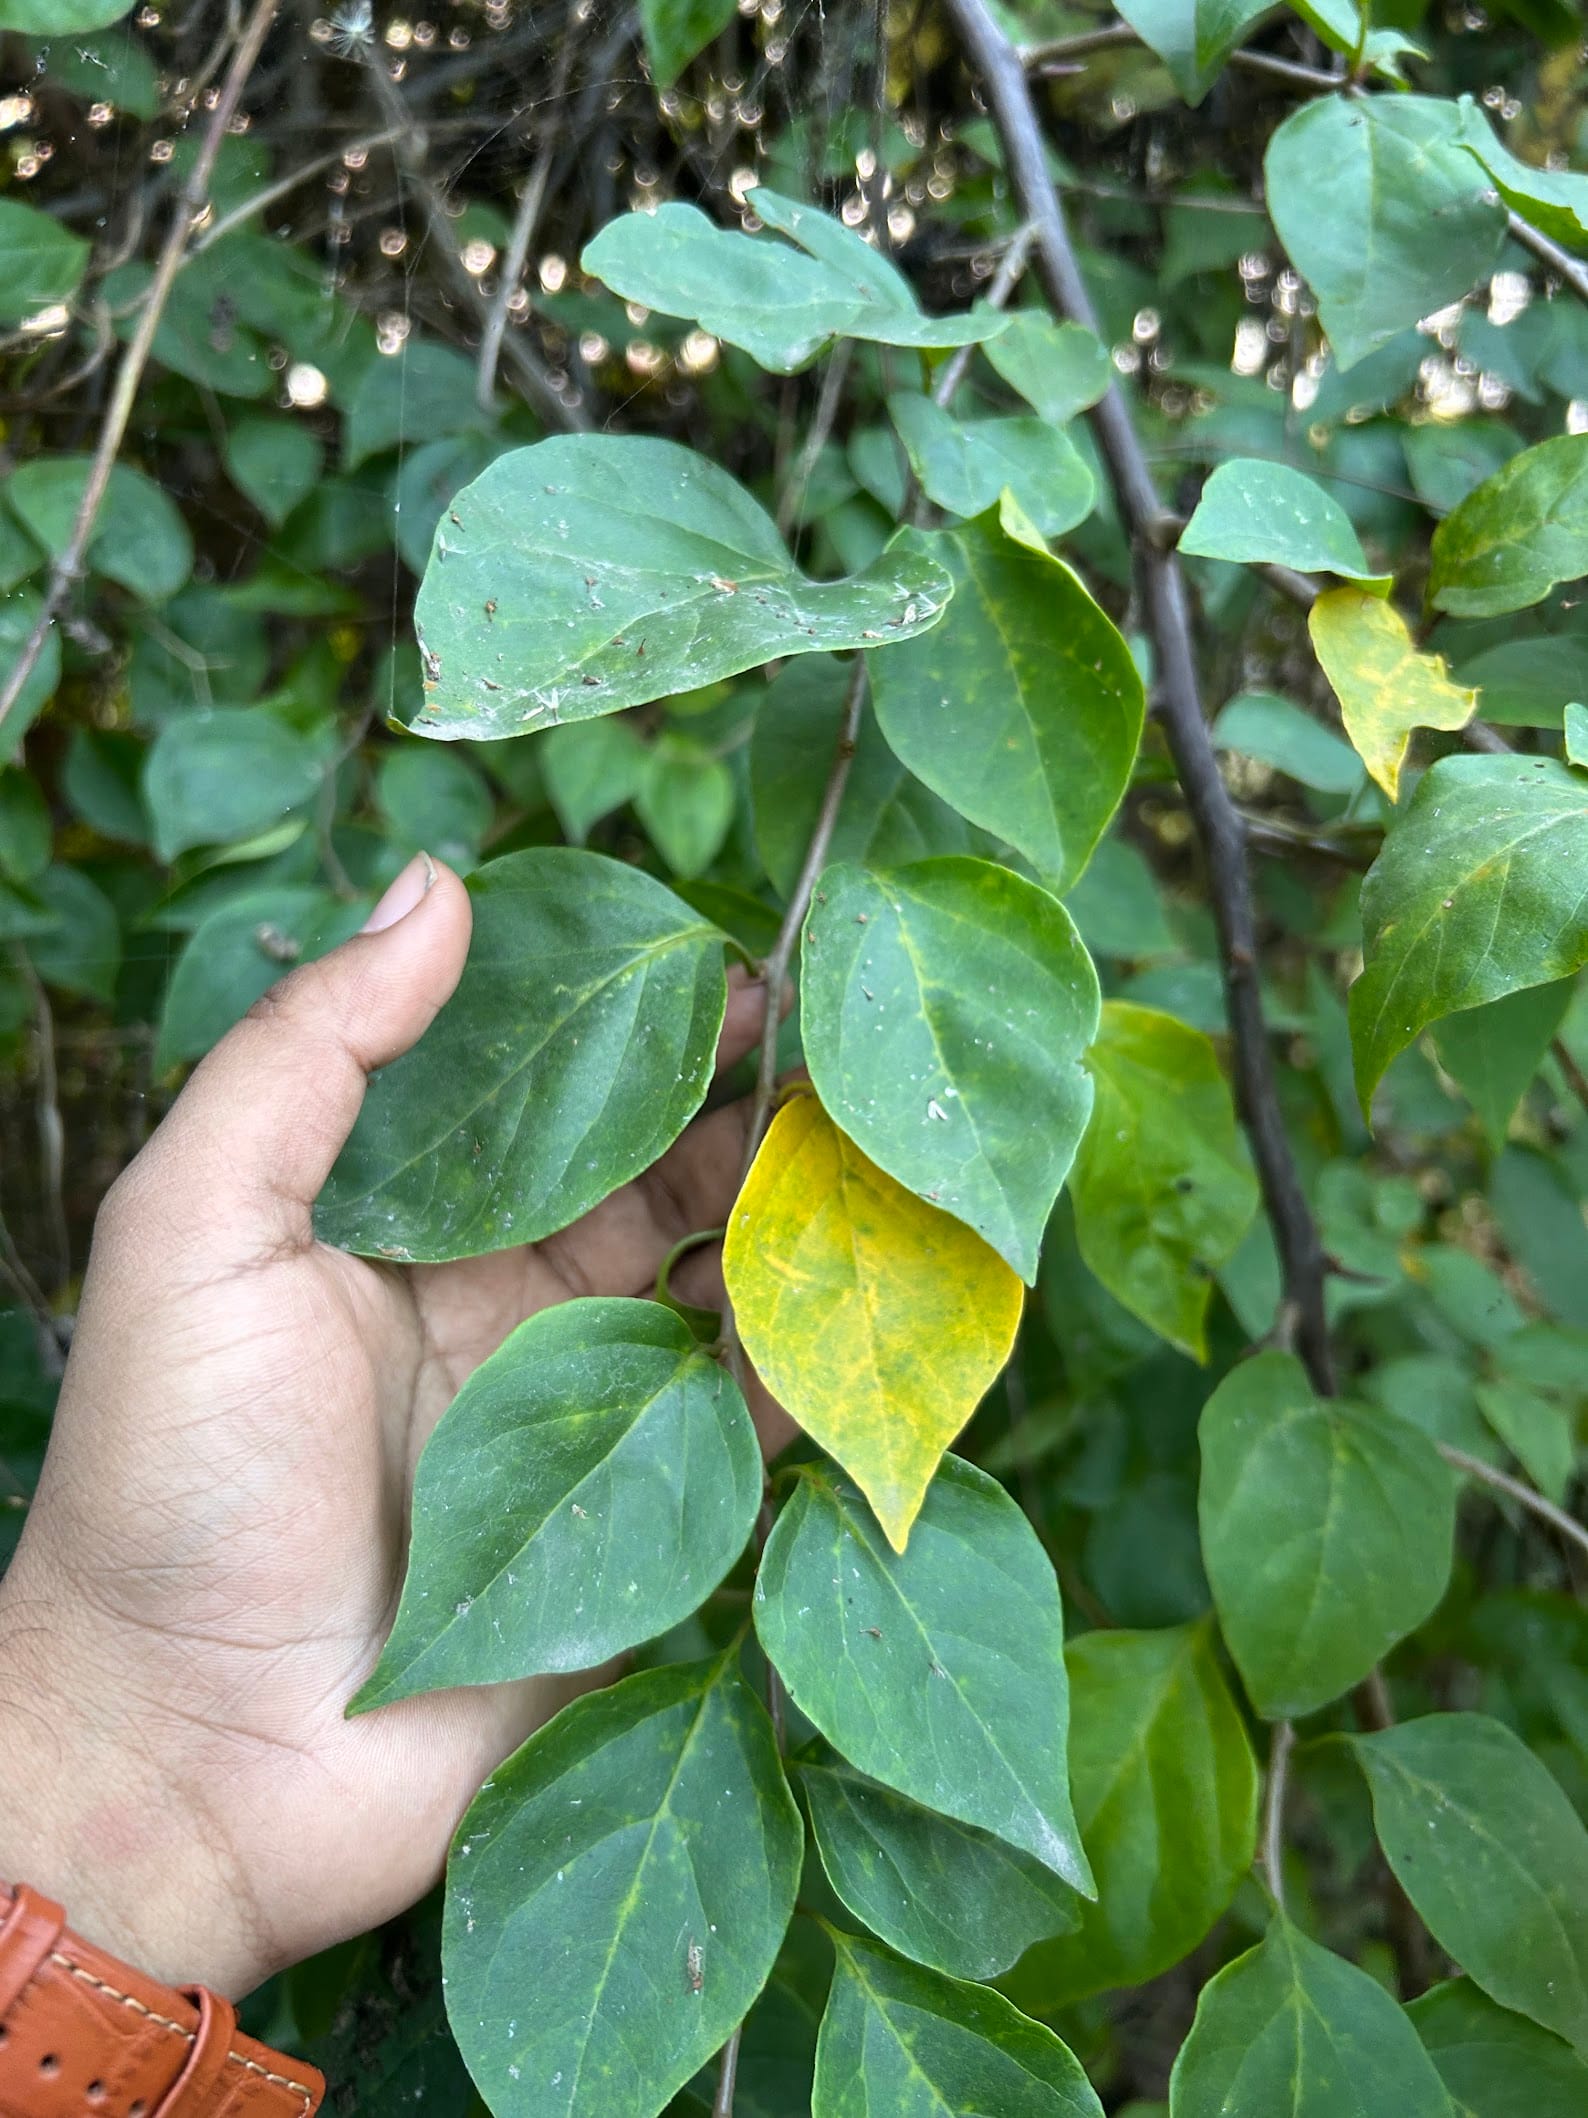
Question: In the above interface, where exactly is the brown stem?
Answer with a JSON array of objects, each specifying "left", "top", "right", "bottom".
[
  {"left": 0, "top": 0, "right": 281, "bottom": 744},
  {"left": 944, "top": 0, "right": 1336, "bottom": 1393},
  {"left": 1552, "top": 1036, "right": 1588, "bottom": 1118}
]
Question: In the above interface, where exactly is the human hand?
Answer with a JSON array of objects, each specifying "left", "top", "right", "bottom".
[{"left": 0, "top": 854, "right": 787, "bottom": 1998}]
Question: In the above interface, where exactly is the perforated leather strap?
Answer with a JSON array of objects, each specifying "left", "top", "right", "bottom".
[{"left": 0, "top": 1884, "right": 323, "bottom": 2118}]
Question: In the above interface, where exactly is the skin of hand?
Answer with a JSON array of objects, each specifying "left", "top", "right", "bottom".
[{"left": 0, "top": 854, "right": 790, "bottom": 1999}]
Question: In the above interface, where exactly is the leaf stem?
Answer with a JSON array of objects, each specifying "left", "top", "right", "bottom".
[
  {"left": 1505, "top": 211, "right": 1588, "bottom": 310},
  {"left": 1261, "top": 1720, "right": 1294, "bottom": 1913},
  {"left": 0, "top": 0, "right": 281, "bottom": 745},
  {"left": 944, "top": 0, "right": 1337, "bottom": 1394},
  {"left": 1439, "top": 1442, "right": 1588, "bottom": 1564},
  {"left": 711, "top": 2024, "right": 743, "bottom": 2118}
]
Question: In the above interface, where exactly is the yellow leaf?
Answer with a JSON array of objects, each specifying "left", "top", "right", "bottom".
[
  {"left": 723, "top": 1092, "right": 1023, "bottom": 1551},
  {"left": 1309, "top": 585, "right": 1477, "bottom": 801}
]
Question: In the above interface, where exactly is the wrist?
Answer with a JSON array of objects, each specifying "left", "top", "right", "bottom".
[{"left": 0, "top": 1565, "right": 261, "bottom": 1997}]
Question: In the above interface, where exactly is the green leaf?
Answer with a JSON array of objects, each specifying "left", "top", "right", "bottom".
[
  {"left": 344, "top": 340, "right": 492, "bottom": 469},
  {"left": 983, "top": 314, "right": 1112, "bottom": 425},
  {"left": 155, "top": 886, "right": 369, "bottom": 1069},
  {"left": 1179, "top": 458, "right": 1391, "bottom": 591},
  {"left": 444, "top": 1654, "right": 801, "bottom": 2118},
  {"left": 0, "top": 769, "right": 49, "bottom": 884},
  {"left": 813, "top": 1931, "right": 1104, "bottom": 2118},
  {"left": 582, "top": 197, "right": 1009, "bottom": 372},
  {"left": 1474, "top": 1377, "right": 1574, "bottom": 1504},
  {"left": 10, "top": 457, "right": 193, "bottom": 604},
  {"left": 1068, "top": 1001, "right": 1258, "bottom": 1360},
  {"left": 1404, "top": 422, "right": 1522, "bottom": 517},
  {"left": 0, "top": 589, "right": 60, "bottom": 766},
  {"left": 0, "top": 197, "right": 89, "bottom": 323},
  {"left": 635, "top": 734, "right": 735, "bottom": 878},
  {"left": 29, "top": 30, "right": 159, "bottom": 116},
  {"left": 1350, "top": 757, "right": 1588, "bottom": 1111},
  {"left": 1264, "top": 95, "right": 1506, "bottom": 372},
  {"left": 887, "top": 395, "right": 1096, "bottom": 539},
  {"left": 1169, "top": 1915, "right": 1453, "bottom": 2118},
  {"left": 374, "top": 744, "right": 494, "bottom": 870},
  {"left": 316, "top": 848, "right": 727, "bottom": 1263},
  {"left": 406, "top": 436, "right": 951, "bottom": 739},
  {"left": 754, "top": 1456, "right": 1093, "bottom": 1890},
  {"left": 638, "top": 0, "right": 735, "bottom": 84},
  {"left": 144, "top": 707, "right": 328, "bottom": 863},
  {"left": 22, "top": 863, "right": 120, "bottom": 1002},
  {"left": 749, "top": 657, "right": 972, "bottom": 900},
  {"left": 1309, "top": 587, "right": 1477, "bottom": 801},
  {"left": 868, "top": 500, "right": 1144, "bottom": 891},
  {"left": 1409, "top": 1978, "right": 1588, "bottom": 2118},
  {"left": 1351, "top": 1714, "right": 1588, "bottom": 2055},
  {"left": 1115, "top": 0, "right": 1271, "bottom": 104},
  {"left": 1003, "top": 1622, "right": 1258, "bottom": 2009},
  {"left": 799, "top": 1760, "right": 1080, "bottom": 1982},
  {"left": 1566, "top": 702, "right": 1588, "bottom": 769},
  {"left": 1210, "top": 692, "right": 1364, "bottom": 795},
  {"left": 1428, "top": 437, "right": 1588, "bottom": 621},
  {"left": 1199, "top": 1352, "right": 1455, "bottom": 1719},
  {"left": 542, "top": 718, "right": 649, "bottom": 842},
  {"left": 355, "top": 1300, "right": 759, "bottom": 1710},
  {"left": 102, "top": 257, "right": 272, "bottom": 399},
  {"left": 1454, "top": 97, "right": 1588, "bottom": 249},
  {"left": 800, "top": 857, "right": 1098, "bottom": 1282},
  {"left": 1431, "top": 979, "right": 1574, "bottom": 1146},
  {"left": 224, "top": 418, "right": 326, "bottom": 528},
  {"left": 3, "top": 0, "right": 137, "bottom": 28}
]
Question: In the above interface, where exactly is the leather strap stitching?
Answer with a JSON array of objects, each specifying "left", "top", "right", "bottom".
[{"left": 48, "top": 1953, "right": 313, "bottom": 2112}]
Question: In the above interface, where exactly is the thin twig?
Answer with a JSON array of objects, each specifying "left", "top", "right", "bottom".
[
  {"left": 775, "top": 339, "right": 854, "bottom": 540},
  {"left": 477, "top": 1, "right": 585, "bottom": 411},
  {"left": 190, "top": 127, "right": 406, "bottom": 256},
  {"left": 1439, "top": 1443, "right": 1588, "bottom": 1563},
  {"left": 946, "top": 0, "right": 1337, "bottom": 1393},
  {"left": 1462, "top": 718, "right": 1512, "bottom": 754},
  {"left": 930, "top": 219, "right": 1038, "bottom": 410},
  {"left": 0, "top": 0, "right": 281, "bottom": 745},
  {"left": 356, "top": 46, "right": 587, "bottom": 431},
  {"left": 1553, "top": 1036, "right": 1588, "bottom": 1118},
  {"left": 1261, "top": 1721, "right": 1294, "bottom": 1914},
  {"left": 1230, "top": 46, "right": 1346, "bottom": 89},
  {"left": 1023, "top": 20, "right": 1344, "bottom": 88},
  {"left": 711, "top": 2026, "right": 743, "bottom": 2118},
  {"left": 1506, "top": 210, "right": 1588, "bottom": 308}
]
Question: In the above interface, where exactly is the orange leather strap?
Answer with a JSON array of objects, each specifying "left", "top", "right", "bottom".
[{"left": 0, "top": 1884, "right": 324, "bottom": 2118}]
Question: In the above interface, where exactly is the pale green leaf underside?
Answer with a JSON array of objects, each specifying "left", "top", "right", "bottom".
[
  {"left": 405, "top": 434, "right": 952, "bottom": 739},
  {"left": 1179, "top": 456, "right": 1390, "bottom": 590}
]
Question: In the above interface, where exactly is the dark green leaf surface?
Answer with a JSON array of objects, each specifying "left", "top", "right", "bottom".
[
  {"left": 1265, "top": 95, "right": 1506, "bottom": 371},
  {"left": 638, "top": 0, "right": 735, "bottom": 85},
  {"left": 1350, "top": 758, "right": 1588, "bottom": 1110},
  {"left": 1428, "top": 437, "right": 1588, "bottom": 620},
  {"left": 754, "top": 1456, "right": 1092, "bottom": 1891},
  {"left": 1115, "top": 0, "right": 1270, "bottom": 104},
  {"left": 376, "top": 745, "right": 494, "bottom": 869},
  {"left": 444, "top": 1655, "right": 801, "bottom": 2118},
  {"left": 143, "top": 707, "right": 329, "bottom": 862},
  {"left": 867, "top": 502, "right": 1143, "bottom": 891},
  {"left": 11, "top": 456, "right": 192, "bottom": 604},
  {"left": 750, "top": 658, "right": 973, "bottom": 900},
  {"left": 1210, "top": 692, "right": 1363, "bottom": 795},
  {"left": 1069, "top": 1002, "right": 1258, "bottom": 1360},
  {"left": 355, "top": 1300, "right": 760, "bottom": 1708},
  {"left": 1352, "top": 1714, "right": 1588, "bottom": 2054},
  {"left": 22, "top": 863, "right": 119, "bottom": 1002},
  {"left": 799, "top": 1760, "right": 1079, "bottom": 1982},
  {"left": 224, "top": 418, "right": 326, "bottom": 528},
  {"left": 887, "top": 396, "right": 1096, "bottom": 539},
  {"left": 1409, "top": 1978, "right": 1588, "bottom": 2118},
  {"left": 1004, "top": 1622, "right": 1257, "bottom": 2007},
  {"left": 1431, "top": 980, "right": 1574, "bottom": 1147},
  {"left": 1169, "top": 1916, "right": 1452, "bottom": 2118},
  {"left": 316, "top": 848, "right": 727, "bottom": 1262},
  {"left": 800, "top": 857, "right": 1100, "bottom": 1281},
  {"left": 543, "top": 718, "right": 650, "bottom": 843},
  {"left": 582, "top": 198, "right": 1007, "bottom": 372},
  {"left": 0, "top": 196, "right": 89, "bottom": 323},
  {"left": 406, "top": 436, "right": 951, "bottom": 739},
  {"left": 1199, "top": 1353, "right": 1455, "bottom": 1719},
  {"left": 1179, "top": 458, "right": 1390, "bottom": 590},
  {"left": 813, "top": 1932, "right": 1103, "bottom": 2117},
  {"left": 0, "top": 590, "right": 60, "bottom": 766}
]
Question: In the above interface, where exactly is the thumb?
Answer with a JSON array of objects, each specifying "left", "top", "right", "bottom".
[{"left": 129, "top": 854, "right": 472, "bottom": 1262}]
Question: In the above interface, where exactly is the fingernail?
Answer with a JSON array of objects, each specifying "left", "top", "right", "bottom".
[{"left": 363, "top": 851, "right": 437, "bottom": 934}]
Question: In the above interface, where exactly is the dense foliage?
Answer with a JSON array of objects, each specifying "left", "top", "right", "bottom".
[{"left": 2, "top": 0, "right": 1588, "bottom": 2111}]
